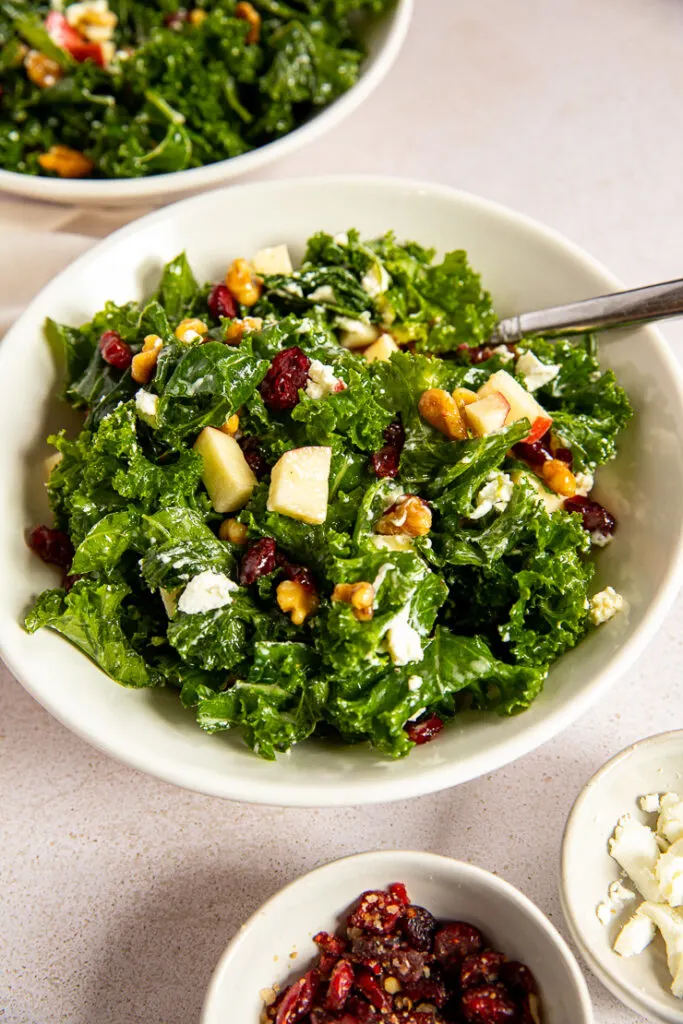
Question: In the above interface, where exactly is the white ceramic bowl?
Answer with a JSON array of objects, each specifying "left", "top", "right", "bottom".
[
  {"left": 1, "top": 177, "right": 683, "bottom": 807},
  {"left": 0, "top": 2, "right": 412, "bottom": 206},
  {"left": 561, "top": 730, "right": 683, "bottom": 1023},
  {"left": 202, "top": 850, "right": 593, "bottom": 1024}
]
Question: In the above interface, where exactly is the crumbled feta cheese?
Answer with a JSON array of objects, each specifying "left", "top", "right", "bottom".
[
  {"left": 574, "top": 471, "right": 594, "bottom": 496},
  {"left": 407, "top": 675, "right": 423, "bottom": 692},
  {"left": 657, "top": 840, "right": 683, "bottom": 907},
  {"left": 308, "top": 285, "right": 336, "bottom": 304},
  {"left": 333, "top": 232, "right": 349, "bottom": 246},
  {"left": 305, "top": 360, "right": 344, "bottom": 400},
  {"left": 659, "top": 794, "right": 683, "bottom": 844},
  {"left": 385, "top": 607, "right": 423, "bottom": 666},
  {"left": 282, "top": 282, "right": 303, "bottom": 297},
  {"left": 609, "top": 814, "right": 662, "bottom": 901},
  {"left": 470, "top": 471, "right": 514, "bottom": 520},
  {"left": 515, "top": 350, "right": 561, "bottom": 391},
  {"left": 490, "top": 344, "right": 514, "bottom": 363},
  {"left": 605, "top": 794, "right": 683, "bottom": 996},
  {"left": 135, "top": 389, "right": 159, "bottom": 427},
  {"left": 296, "top": 317, "right": 314, "bottom": 334},
  {"left": 589, "top": 586, "right": 625, "bottom": 625},
  {"left": 177, "top": 571, "right": 238, "bottom": 615},
  {"left": 361, "top": 261, "right": 391, "bottom": 298},
  {"left": 591, "top": 531, "right": 613, "bottom": 548},
  {"left": 614, "top": 910, "right": 657, "bottom": 957}
]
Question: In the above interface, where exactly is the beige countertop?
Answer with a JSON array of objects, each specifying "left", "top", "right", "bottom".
[{"left": 2, "top": 1, "right": 683, "bottom": 1020}]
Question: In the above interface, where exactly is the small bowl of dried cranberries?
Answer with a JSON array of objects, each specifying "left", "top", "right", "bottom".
[{"left": 201, "top": 850, "right": 592, "bottom": 1024}]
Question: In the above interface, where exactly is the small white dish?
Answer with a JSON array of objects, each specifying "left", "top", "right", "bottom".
[
  {"left": 561, "top": 730, "right": 683, "bottom": 1023},
  {"left": 1, "top": 177, "right": 683, "bottom": 806},
  {"left": 0, "top": 2, "right": 412, "bottom": 206},
  {"left": 202, "top": 849, "right": 593, "bottom": 1024}
]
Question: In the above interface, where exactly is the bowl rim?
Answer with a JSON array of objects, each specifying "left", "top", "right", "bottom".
[
  {"left": 0, "top": 0, "right": 413, "bottom": 204},
  {"left": 560, "top": 729, "right": 683, "bottom": 1023},
  {"left": 3, "top": 175, "right": 683, "bottom": 807},
  {"left": 201, "top": 848, "right": 594, "bottom": 1023}
]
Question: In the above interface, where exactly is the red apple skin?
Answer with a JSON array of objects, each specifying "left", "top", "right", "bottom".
[{"left": 525, "top": 415, "right": 553, "bottom": 444}]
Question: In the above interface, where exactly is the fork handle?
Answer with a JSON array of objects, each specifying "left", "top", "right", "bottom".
[{"left": 494, "top": 278, "right": 683, "bottom": 343}]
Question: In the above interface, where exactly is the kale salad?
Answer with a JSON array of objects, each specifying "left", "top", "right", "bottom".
[
  {"left": 25, "top": 230, "right": 632, "bottom": 759},
  {"left": 0, "top": 0, "right": 394, "bottom": 179}
]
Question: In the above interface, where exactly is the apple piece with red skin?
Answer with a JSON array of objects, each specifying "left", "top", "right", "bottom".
[
  {"left": 464, "top": 392, "right": 511, "bottom": 437},
  {"left": 477, "top": 369, "right": 552, "bottom": 442},
  {"left": 45, "top": 11, "right": 108, "bottom": 65}
]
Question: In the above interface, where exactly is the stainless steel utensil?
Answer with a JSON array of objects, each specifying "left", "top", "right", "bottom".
[{"left": 492, "top": 278, "right": 683, "bottom": 343}]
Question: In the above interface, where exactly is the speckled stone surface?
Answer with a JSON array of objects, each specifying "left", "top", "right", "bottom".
[{"left": 2, "top": 1, "right": 683, "bottom": 1021}]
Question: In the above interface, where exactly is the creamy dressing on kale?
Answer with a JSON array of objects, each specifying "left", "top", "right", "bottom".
[{"left": 25, "top": 230, "right": 633, "bottom": 759}]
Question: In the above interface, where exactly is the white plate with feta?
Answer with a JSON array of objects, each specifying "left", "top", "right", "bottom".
[{"left": 561, "top": 729, "right": 683, "bottom": 1023}]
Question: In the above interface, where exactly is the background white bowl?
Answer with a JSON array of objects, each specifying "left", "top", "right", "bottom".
[
  {"left": 201, "top": 850, "right": 593, "bottom": 1024},
  {"left": 1, "top": 177, "right": 682, "bottom": 806},
  {"left": 0, "top": 2, "right": 412, "bottom": 206},
  {"left": 561, "top": 730, "right": 683, "bottom": 1023}
]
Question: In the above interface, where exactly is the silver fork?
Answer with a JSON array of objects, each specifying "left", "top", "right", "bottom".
[{"left": 492, "top": 278, "right": 683, "bottom": 344}]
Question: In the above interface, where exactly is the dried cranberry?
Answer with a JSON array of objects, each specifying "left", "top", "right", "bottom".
[
  {"left": 260, "top": 347, "right": 311, "bottom": 412},
  {"left": 404, "top": 713, "right": 444, "bottom": 746},
  {"left": 434, "top": 922, "right": 485, "bottom": 969},
  {"left": 275, "top": 973, "right": 315, "bottom": 1024},
  {"left": 500, "top": 961, "right": 537, "bottom": 995},
  {"left": 240, "top": 538, "right": 277, "bottom": 585},
  {"left": 401, "top": 905, "right": 437, "bottom": 952},
  {"left": 563, "top": 495, "right": 616, "bottom": 536},
  {"left": 349, "top": 890, "right": 406, "bottom": 935},
  {"left": 238, "top": 436, "right": 271, "bottom": 479},
  {"left": 62, "top": 573, "right": 82, "bottom": 592},
  {"left": 163, "top": 8, "right": 187, "bottom": 28},
  {"left": 383, "top": 947, "right": 426, "bottom": 984},
  {"left": 383, "top": 419, "right": 405, "bottom": 451},
  {"left": 403, "top": 974, "right": 448, "bottom": 1007},
  {"left": 342, "top": 996, "right": 378, "bottom": 1023},
  {"left": 552, "top": 446, "right": 573, "bottom": 466},
  {"left": 457, "top": 343, "right": 516, "bottom": 365},
  {"left": 349, "top": 933, "right": 401, "bottom": 969},
  {"left": 388, "top": 882, "right": 410, "bottom": 905},
  {"left": 315, "top": 932, "right": 348, "bottom": 957},
  {"left": 355, "top": 970, "right": 391, "bottom": 1012},
  {"left": 99, "top": 331, "right": 132, "bottom": 370},
  {"left": 278, "top": 557, "right": 317, "bottom": 594},
  {"left": 370, "top": 446, "right": 401, "bottom": 479},
  {"left": 325, "top": 959, "right": 354, "bottom": 1012},
  {"left": 512, "top": 441, "right": 550, "bottom": 467},
  {"left": 28, "top": 525, "right": 74, "bottom": 570},
  {"left": 461, "top": 984, "right": 521, "bottom": 1023},
  {"left": 208, "top": 283, "right": 238, "bottom": 321},
  {"left": 461, "top": 951, "right": 508, "bottom": 990}
]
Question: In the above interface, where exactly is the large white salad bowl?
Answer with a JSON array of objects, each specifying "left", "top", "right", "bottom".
[
  {"left": 0, "top": 176, "right": 682, "bottom": 806},
  {"left": 0, "top": 2, "right": 412, "bottom": 206}
]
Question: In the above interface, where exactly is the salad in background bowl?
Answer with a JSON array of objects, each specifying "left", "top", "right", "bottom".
[
  {"left": 0, "top": 0, "right": 412, "bottom": 203},
  {"left": 0, "top": 177, "right": 681, "bottom": 806},
  {"left": 23, "top": 227, "right": 632, "bottom": 761}
]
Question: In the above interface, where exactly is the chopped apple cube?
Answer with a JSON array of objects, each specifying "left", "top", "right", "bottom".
[
  {"left": 464, "top": 392, "right": 510, "bottom": 437},
  {"left": 364, "top": 333, "right": 399, "bottom": 363},
  {"left": 159, "top": 587, "right": 180, "bottom": 619},
  {"left": 477, "top": 369, "right": 552, "bottom": 442},
  {"left": 194, "top": 427, "right": 257, "bottom": 513},
  {"left": 268, "top": 446, "right": 332, "bottom": 525},
  {"left": 337, "top": 316, "right": 381, "bottom": 349},
  {"left": 251, "top": 244, "right": 293, "bottom": 276},
  {"left": 510, "top": 469, "right": 565, "bottom": 513}
]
